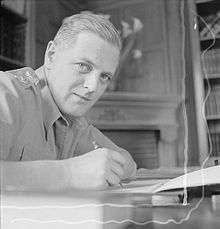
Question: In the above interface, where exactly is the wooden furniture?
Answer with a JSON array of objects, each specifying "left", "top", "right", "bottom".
[
  {"left": 196, "top": 0, "right": 220, "bottom": 165},
  {"left": 0, "top": 0, "right": 35, "bottom": 70},
  {"left": 87, "top": 92, "right": 179, "bottom": 169},
  {"left": 2, "top": 189, "right": 220, "bottom": 229},
  {"left": 132, "top": 196, "right": 220, "bottom": 229},
  {"left": 186, "top": 0, "right": 220, "bottom": 165},
  {"left": 0, "top": 2, "right": 27, "bottom": 70}
]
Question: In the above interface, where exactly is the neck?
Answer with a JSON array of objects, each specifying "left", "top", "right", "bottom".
[{"left": 35, "top": 65, "right": 48, "bottom": 81}]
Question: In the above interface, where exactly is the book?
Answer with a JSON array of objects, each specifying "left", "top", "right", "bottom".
[
  {"left": 199, "top": 12, "right": 220, "bottom": 40},
  {"left": 203, "top": 48, "right": 220, "bottom": 76},
  {"left": 205, "top": 83, "right": 220, "bottom": 115}
]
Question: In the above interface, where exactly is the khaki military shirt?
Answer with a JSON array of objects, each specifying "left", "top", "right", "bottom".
[{"left": 0, "top": 67, "right": 123, "bottom": 161}]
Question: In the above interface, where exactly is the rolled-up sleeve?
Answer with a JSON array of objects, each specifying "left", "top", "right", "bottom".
[{"left": 0, "top": 72, "right": 21, "bottom": 160}]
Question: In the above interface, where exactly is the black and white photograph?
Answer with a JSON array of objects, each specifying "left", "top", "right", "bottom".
[{"left": 0, "top": 0, "right": 220, "bottom": 228}]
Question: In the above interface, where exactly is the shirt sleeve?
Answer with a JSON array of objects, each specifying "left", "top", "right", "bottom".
[{"left": 0, "top": 72, "right": 21, "bottom": 160}]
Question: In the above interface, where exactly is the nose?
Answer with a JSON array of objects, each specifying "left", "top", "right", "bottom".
[{"left": 83, "top": 73, "right": 99, "bottom": 92}]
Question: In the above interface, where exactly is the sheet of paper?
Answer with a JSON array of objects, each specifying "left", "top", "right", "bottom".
[
  {"left": 106, "top": 179, "right": 169, "bottom": 193},
  {"left": 155, "top": 165, "right": 220, "bottom": 192},
  {"left": 106, "top": 166, "right": 220, "bottom": 194},
  {"left": 136, "top": 166, "right": 200, "bottom": 179}
]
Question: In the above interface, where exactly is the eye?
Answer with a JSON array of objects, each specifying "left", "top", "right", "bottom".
[
  {"left": 100, "top": 73, "right": 112, "bottom": 83},
  {"left": 75, "top": 63, "right": 92, "bottom": 73}
]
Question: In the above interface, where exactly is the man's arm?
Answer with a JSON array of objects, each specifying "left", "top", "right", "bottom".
[
  {"left": 1, "top": 147, "right": 127, "bottom": 191},
  {"left": 0, "top": 160, "right": 69, "bottom": 192}
]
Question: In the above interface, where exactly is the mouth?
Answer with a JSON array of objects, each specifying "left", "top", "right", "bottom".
[{"left": 72, "top": 93, "right": 91, "bottom": 101}]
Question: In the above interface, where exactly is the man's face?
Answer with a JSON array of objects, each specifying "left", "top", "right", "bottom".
[{"left": 46, "top": 32, "right": 120, "bottom": 117}]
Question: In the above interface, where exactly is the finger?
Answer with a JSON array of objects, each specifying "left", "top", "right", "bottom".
[
  {"left": 106, "top": 171, "right": 120, "bottom": 186},
  {"left": 109, "top": 150, "right": 126, "bottom": 166},
  {"left": 110, "top": 160, "right": 124, "bottom": 178},
  {"left": 122, "top": 160, "right": 137, "bottom": 179}
]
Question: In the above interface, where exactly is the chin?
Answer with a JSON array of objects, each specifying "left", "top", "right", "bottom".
[{"left": 63, "top": 102, "right": 92, "bottom": 117}]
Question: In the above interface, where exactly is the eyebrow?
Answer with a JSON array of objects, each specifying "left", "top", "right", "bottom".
[{"left": 80, "top": 58, "right": 114, "bottom": 78}]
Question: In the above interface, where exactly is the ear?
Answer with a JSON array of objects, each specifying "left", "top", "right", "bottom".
[{"left": 44, "top": 41, "right": 57, "bottom": 69}]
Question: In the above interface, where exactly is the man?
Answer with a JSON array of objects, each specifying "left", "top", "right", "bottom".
[{"left": 0, "top": 13, "right": 137, "bottom": 191}]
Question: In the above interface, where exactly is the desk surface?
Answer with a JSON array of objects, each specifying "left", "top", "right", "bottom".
[{"left": 1, "top": 189, "right": 220, "bottom": 229}]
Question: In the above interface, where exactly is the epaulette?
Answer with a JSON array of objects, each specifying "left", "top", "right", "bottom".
[{"left": 8, "top": 67, "right": 39, "bottom": 88}]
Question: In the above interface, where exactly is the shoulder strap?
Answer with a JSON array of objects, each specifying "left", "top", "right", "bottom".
[{"left": 7, "top": 67, "right": 39, "bottom": 88}]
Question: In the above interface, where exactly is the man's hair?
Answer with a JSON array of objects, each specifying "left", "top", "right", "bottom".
[{"left": 53, "top": 13, "right": 122, "bottom": 51}]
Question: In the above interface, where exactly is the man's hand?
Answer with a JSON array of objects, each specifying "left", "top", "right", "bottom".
[
  {"left": 119, "top": 149, "right": 137, "bottom": 180},
  {"left": 0, "top": 148, "right": 137, "bottom": 192},
  {"left": 64, "top": 148, "right": 127, "bottom": 190}
]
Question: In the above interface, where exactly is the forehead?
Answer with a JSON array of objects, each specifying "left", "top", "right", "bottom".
[{"left": 65, "top": 32, "right": 120, "bottom": 72}]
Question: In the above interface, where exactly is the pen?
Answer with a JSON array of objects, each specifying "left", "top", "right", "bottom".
[
  {"left": 92, "top": 141, "right": 100, "bottom": 150},
  {"left": 92, "top": 140, "right": 124, "bottom": 188},
  {"left": 119, "top": 182, "right": 124, "bottom": 188}
]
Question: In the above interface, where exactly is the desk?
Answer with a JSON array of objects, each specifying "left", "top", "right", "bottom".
[
  {"left": 131, "top": 195, "right": 220, "bottom": 229},
  {"left": 1, "top": 190, "right": 220, "bottom": 229}
]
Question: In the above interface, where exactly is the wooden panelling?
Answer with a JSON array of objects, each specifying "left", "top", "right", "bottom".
[
  {"left": 102, "top": 130, "right": 159, "bottom": 169},
  {"left": 87, "top": 92, "right": 179, "bottom": 167}
]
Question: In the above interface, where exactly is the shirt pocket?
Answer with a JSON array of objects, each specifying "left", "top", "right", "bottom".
[
  {"left": 21, "top": 143, "right": 57, "bottom": 161},
  {"left": 9, "top": 143, "right": 40, "bottom": 161},
  {"left": 9, "top": 140, "right": 57, "bottom": 161},
  {"left": 19, "top": 144, "right": 42, "bottom": 161},
  {"left": 8, "top": 144, "right": 25, "bottom": 161}
]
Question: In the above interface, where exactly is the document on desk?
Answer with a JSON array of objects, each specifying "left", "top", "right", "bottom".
[
  {"left": 155, "top": 165, "right": 220, "bottom": 192},
  {"left": 108, "top": 179, "right": 169, "bottom": 194},
  {"left": 108, "top": 165, "right": 220, "bottom": 194}
]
